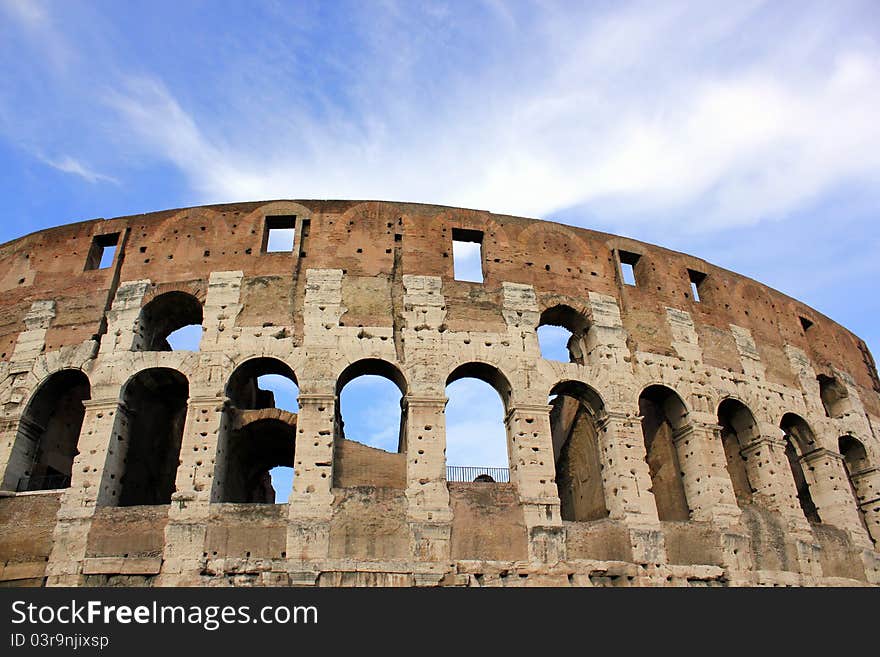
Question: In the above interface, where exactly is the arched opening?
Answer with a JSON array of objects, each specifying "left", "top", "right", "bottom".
[
  {"left": 780, "top": 413, "right": 820, "bottom": 523},
  {"left": 838, "top": 435, "right": 873, "bottom": 538},
  {"left": 639, "top": 385, "right": 690, "bottom": 521},
  {"left": 445, "top": 362, "right": 511, "bottom": 483},
  {"left": 818, "top": 375, "right": 849, "bottom": 419},
  {"left": 221, "top": 358, "right": 299, "bottom": 503},
  {"left": 226, "top": 358, "right": 299, "bottom": 411},
  {"left": 537, "top": 305, "right": 589, "bottom": 364},
  {"left": 110, "top": 368, "right": 188, "bottom": 506},
  {"left": 222, "top": 419, "right": 295, "bottom": 503},
  {"left": 3, "top": 370, "right": 90, "bottom": 492},
  {"left": 333, "top": 359, "right": 407, "bottom": 488},
  {"left": 549, "top": 381, "right": 608, "bottom": 521},
  {"left": 336, "top": 359, "right": 406, "bottom": 452},
  {"left": 717, "top": 398, "right": 758, "bottom": 506},
  {"left": 135, "top": 291, "right": 203, "bottom": 352}
]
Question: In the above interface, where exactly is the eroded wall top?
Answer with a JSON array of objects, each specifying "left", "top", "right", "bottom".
[{"left": 0, "top": 199, "right": 876, "bottom": 414}]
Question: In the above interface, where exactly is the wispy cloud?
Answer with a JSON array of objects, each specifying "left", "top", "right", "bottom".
[
  {"left": 40, "top": 154, "right": 119, "bottom": 185},
  {"left": 2, "top": 1, "right": 879, "bottom": 233},
  {"left": 2, "top": 0, "right": 47, "bottom": 27}
]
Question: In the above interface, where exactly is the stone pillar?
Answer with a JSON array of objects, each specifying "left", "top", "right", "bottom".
[
  {"left": 740, "top": 435, "right": 810, "bottom": 527},
  {"left": 596, "top": 411, "right": 658, "bottom": 521},
  {"left": 403, "top": 395, "right": 452, "bottom": 561},
  {"left": 505, "top": 403, "right": 564, "bottom": 562},
  {"left": 738, "top": 433, "right": 820, "bottom": 575},
  {"left": 172, "top": 395, "right": 224, "bottom": 505},
  {"left": 162, "top": 395, "right": 224, "bottom": 584},
  {"left": 0, "top": 300, "right": 57, "bottom": 487},
  {"left": 9, "top": 300, "right": 56, "bottom": 368},
  {"left": 0, "top": 416, "right": 22, "bottom": 492},
  {"left": 671, "top": 421, "right": 741, "bottom": 525},
  {"left": 850, "top": 467, "right": 880, "bottom": 546},
  {"left": 45, "top": 397, "right": 122, "bottom": 585},
  {"left": 286, "top": 392, "right": 335, "bottom": 561},
  {"left": 99, "top": 281, "right": 150, "bottom": 354},
  {"left": 597, "top": 411, "right": 667, "bottom": 564},
  {"left": 44, "top": 506, "right": 94, "bottom": 586},
  {"left": 0, "top": 416, "right": 41, "bottom": 491},
  {"left": 68, "top": 398, "right": 128, "bottom": 508},
  {"left": 200, "top": 271, "right": 244, "bottom": 351},
  {"left": 801, "top": 448, "right": 872, "bottom": 547}
]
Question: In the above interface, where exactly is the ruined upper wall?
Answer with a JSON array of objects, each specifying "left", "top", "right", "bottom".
[{"left": 1, "top": 199, "right": 877, "bottom": 414}]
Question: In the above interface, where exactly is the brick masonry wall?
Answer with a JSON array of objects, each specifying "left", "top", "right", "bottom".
[{"left": 0, "top": 199, "right": 877, "bottom": 587}]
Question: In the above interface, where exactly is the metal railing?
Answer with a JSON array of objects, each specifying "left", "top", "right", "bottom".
[
  {"left": 446, "top": 466, "right": 510, "bottom": 483},
  {"left": 17, "top": 474, "right": 71, "bottom": 492}
]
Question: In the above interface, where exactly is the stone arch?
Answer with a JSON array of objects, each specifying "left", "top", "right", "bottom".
[
  {"left": 537, "top": 305, "right": 591, "bottom": 364},
  {"left": 549, "top": 380, "right": 608, "bottom": 521},
  {"left": 2, "top": 369, "right": 91, "bottom": 491},
  {"left": 107, "top": 352, "right": 200, "bottom": 391},
  {"left": 517, "top": 221, "right": 594, "bottom": 274},
  {"left": 216, "top": 357, "right": 299, "bottom": 502},
  {"left": 337, "top": 358, "right": 407, "bottom": 398},
  {"left": 780, "top": 412, "right": 818, "bottom": 455},
  {"left": 101, "top": 367, "right": 189, "bottom": 506},
  {"left": 250, "top": 200, "right": 314, "bottom": 223},
  {"left": 444, "top": 361, "right": 513, "bottom": 479},
  {"left": 779, "top": 412, "right": 820, "bottom": 523},
  {"left": 133, "top": 290, "right": 204, "bottom": 352},
  {"left": 717, "top": 397, "right": 759, "bottom": 506},
  {"left": 838, "top": 434, "right": 876, "bottom": 543},
  {"left": 333, "top": 358, "right": 408, "bottom": 488},
  {"left": 818, "top": 374, "right": 850, "bottom": 419},
  {"left": 639, "top": 384, "right": 690, "bottom": 521},
  {"left": 140, "top": 280, "right": 207, "bottom": 307},
  {"left": 446, "top": 361, "right": 512, "bottom": 411},
  {"left": 226, "top": 357, "right": 299, "bottom": 410}
]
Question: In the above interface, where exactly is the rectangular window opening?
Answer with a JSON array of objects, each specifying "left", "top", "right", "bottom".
[
  {"left": 85, "top": 233, "right": 120, "bottom": 271},
  {"left": 263, "top": 215, "right": 296, "bottom": 253},
  {"left": 619, "top": 250, "right": 640, "bottom": 287},
  {"left": 452, "top": 228, "right": 484, "bottom": 283},
  {"left": 688, "top": 269, "right": 706, "bottom": 303},
  {"left": 799, "top": 316, "right": 814, "bottom": 333}
]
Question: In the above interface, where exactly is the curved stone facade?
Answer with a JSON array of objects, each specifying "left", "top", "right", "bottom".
[{"left": 0, "top": 199, "right": 878, "bottom": 587}]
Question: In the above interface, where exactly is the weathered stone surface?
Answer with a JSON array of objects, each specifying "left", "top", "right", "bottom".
[{"left": 0, "top": 199, "right": 877, "bottom": 587}]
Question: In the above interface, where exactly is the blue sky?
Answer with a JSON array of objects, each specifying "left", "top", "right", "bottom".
[{"left": 3, "top": 1, "right": 879, "bottom": 500}]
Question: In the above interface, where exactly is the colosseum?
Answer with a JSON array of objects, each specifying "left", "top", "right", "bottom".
[{"left": 0, "top": 199, "right": 877, "bottom": 587}]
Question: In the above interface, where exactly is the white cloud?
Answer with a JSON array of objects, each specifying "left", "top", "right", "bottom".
[
  {"left": 445, "top": 378, "right": 508, "bottom": 467},
  {"left": 72, "top": 2, "right": 878, "bottom": 234},
  {"left": 40, "top": 155, "right": 119, "bottom": 185},
  {"left": 2, "top": 0, "right": 47, "bottom": 27},
  {"left": 3, "top": 2, "right": 880, "bottom": 236}
]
